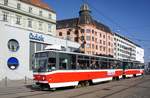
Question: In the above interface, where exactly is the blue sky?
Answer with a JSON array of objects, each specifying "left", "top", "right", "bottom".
[{"left": 43, "top": 0, "right": 150, "bottom": 62}]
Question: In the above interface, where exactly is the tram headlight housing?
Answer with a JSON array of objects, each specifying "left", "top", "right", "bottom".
[{"left": 42, "top": 76, "right": 46, "bottom": 81}]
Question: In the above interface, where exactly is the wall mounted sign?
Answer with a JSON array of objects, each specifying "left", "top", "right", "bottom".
[
  {"left": 7, "top": 57, "right": 19, "bottom": 70},
  {"left": 29, "top": 33, "right": 44, "bottom": 42}
]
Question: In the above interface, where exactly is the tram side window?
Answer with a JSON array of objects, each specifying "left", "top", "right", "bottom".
[
  {"left": 59, "top": 58, "right": 67, "bottom": 70},
  {"left": 100, "top": 59, "right": 108, "bottom": 69},
  {"left": 70, "top": 54, "right": 76, "bottom": 70},
  {"left": 48, "top": 58, "right": 56, "bottom": 71}
]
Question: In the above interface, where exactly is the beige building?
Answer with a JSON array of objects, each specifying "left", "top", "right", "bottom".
[{"left": 57, "top": 3, "right": 114, "bottom": 57}]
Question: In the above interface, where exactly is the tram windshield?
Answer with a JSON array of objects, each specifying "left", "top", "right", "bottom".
[{"left": 33, "top": 52, "right": 48, "bottom": 72}]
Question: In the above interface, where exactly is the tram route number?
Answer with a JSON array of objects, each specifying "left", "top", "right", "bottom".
[{"left": 107, "top": 70, "right": 116, "bottom": 76}]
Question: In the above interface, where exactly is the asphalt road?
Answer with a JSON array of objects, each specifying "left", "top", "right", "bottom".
[{"left": 0, "top": 75, "right": 150, "bottom": 98}]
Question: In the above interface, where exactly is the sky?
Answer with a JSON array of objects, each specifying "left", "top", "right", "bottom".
[{"left": 43, "top": 0, "right": 150, "bottom": 62}]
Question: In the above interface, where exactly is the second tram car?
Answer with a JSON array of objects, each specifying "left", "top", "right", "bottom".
[{"left": 122, "top": 61, "right": 144, "bottom": 78}]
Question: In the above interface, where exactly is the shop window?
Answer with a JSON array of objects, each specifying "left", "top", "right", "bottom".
[{"left": 8, "top": 39, "right": 19, "bottom": 52}]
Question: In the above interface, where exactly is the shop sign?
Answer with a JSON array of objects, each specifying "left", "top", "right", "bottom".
[{"left": 29, "top": 33, "right": 44, "bottom": 42}]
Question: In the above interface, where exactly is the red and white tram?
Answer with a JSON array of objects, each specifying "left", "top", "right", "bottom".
[{"left": 32, "top": 50, "right": 144, "bottom": 90}]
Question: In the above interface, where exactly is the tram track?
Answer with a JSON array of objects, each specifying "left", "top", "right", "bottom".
[
  {"left": 69, "top": 77, "right": 150, "bottom": 98},
  {"left": 0, "top": 76, "right": 149, "bottom": 98}
]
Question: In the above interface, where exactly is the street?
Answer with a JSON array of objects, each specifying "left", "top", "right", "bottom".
[{"left": 0, "top": 75, "right": 150, "bottom": 98}]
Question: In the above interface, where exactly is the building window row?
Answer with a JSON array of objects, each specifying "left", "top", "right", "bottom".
[
  {"left": 1, "top": 11, "right": 53, "bottom": 33},
  {"left": 4, "top": 0, "right": 8, "bottom": 6},
  {"left": 2, "top": 0, "right": 53, "bottom": 20}
]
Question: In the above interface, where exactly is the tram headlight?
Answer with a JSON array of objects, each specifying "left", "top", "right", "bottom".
[{"left": 42, "top": 76, "right": 46, "bottom": 81}]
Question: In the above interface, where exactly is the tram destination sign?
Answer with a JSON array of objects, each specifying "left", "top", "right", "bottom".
[{"left": 29, "top": 33, "right": 44, "bottom": 42}]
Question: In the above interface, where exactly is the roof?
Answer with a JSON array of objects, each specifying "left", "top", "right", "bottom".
[
  {"left": 114, "top": 33, "right": 141, "bottom": 47},
  {"left": 36, "top": 50, "right": 115, "bottom": 60},
  {"left": 57, "top": 18, "right": 111, "bottom": 33},
  {"left": 19, "top": 0, "right": 55, "bottom": 13},
  {"left": 57, "top": 18, "right": 79, "bottom": 29}
]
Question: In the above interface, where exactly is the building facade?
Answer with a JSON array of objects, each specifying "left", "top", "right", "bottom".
[
  {"left": 135, "top": 46, "right": 144, "bottom": 63},
  {"left": 0, "top": 0, "right": 80, "bottom": 80},
  {"left": 114, "top": 33, "right": 144, "bottom": 63},
  {"left": 56, "top": 3, "right": 114, "bottom": 57}
]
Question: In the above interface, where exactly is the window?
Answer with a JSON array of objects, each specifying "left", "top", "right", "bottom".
[
  {"left": 103, "top": 35, "right": 105, "bottom": 38},
  {"left": 92, "top": 30, "right": 94, "bottom": 34},
  {"left": 59, "top": 32, "right": 62, "bottom": 36},
  {"left": 92, "top": 36, "right": 94, "bottom": 41},
  {"left": 100, "top": 33, "right": 102, "bottom": 37},
  {"left": 17, "top": 3, "right": 21, "bottom": 10},
  {"left": 38, "top": 21, "right": 43, "bottom": 30},
  {"left": 86, "top": 29, "right": 91, "bottom": 33},
  {"left": 95, "top": 38, "right": 97, "bottom": 43},
  {"left": 92, "top": 44, "right": 94, "bottom": 49},
  {"left": 8, "top": 39, "right": 19, "bottom": 52},
  {"left": 39, "top": 10, "right": 43, "bottom": 16},
  {"left": 95, "top": 32, "right": 97, "bottom": 35},
  {"left": 100, "top": 40, "right": 102, "bottom": 44},
  {"left": 86, "top": 36, "right": 90, "bottom": 41},
  {"left": 3, "top": 12, "right": 8, "bottom": 22},
  {"left": 108, "top": 36, "right": 110, "bottom": 40},
  {"left": 108, "top": 42, "right": 111, "bottom": 46},
  {"left": 48, "top": 58, "right": 56, "bottom": 70},
  {"left": 81, "top": 29, "right": 84, "bottom": 33},
  {"left": 74, "top": 37, "right": 78, "bottom": 42},
  {"left": 99, "top": 46, "right": 102, "bottom": 51},
  {"left": 96, "top": 45, "right": 98, "bottom": 50},
  {"left": 86, "top": 44, "right": 90, "bottom": 48},
  {"left": 67, "top": 31, "right": 70, "bottom": 35},
  {"left": 109, "top": 48, "right": 111, "bottom": 52},
  {"left": 16, "top": 16, "right": 21, "bottom": 25},
  {"left": 48, "top": 14, "right": 52, "bottom": 19},
  {"left": 103, "top": 41, "right": 105, "bottom": 45},
  {"left": 48, "top": 24, "right": 52, "bottom": 32},
  {"left": 29, "top": 7, "right": 32, "bottom": 13},
  {"left": 103, "top": 47, "right": 106, "bottom": 52},
  {"left": 74, "top": 30, "right": 78, "bottom": 35},
  {"left": 36, "top": 43, "right": 41, "bottom": 51},
  {"left": 59, "top": 53, "right": 70, "bottom": 70},
  {"left": 4, "top": 0, "right": 8, "bottom": 6},
  {"left": 81, "top": 44, "right": 84, "bottom": 48},
  {"left": 30, "top": 42, "right": 35, "bottom": 70},
  {"left": 28, "top": 18, "right": 32, "bottom": 28}
]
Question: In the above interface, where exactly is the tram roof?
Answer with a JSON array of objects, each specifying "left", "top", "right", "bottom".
[{"left": 35, "top": 50, "right": 117, "bottom": 60}]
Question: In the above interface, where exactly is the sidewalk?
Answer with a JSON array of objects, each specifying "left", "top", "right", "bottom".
[{"left": 0, "top": 79, "right": 34, "bottom": 88}]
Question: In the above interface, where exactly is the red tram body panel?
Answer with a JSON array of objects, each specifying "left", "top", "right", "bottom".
[{"left": 34, "top": 69, "right": 123, "bottom": 88}]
